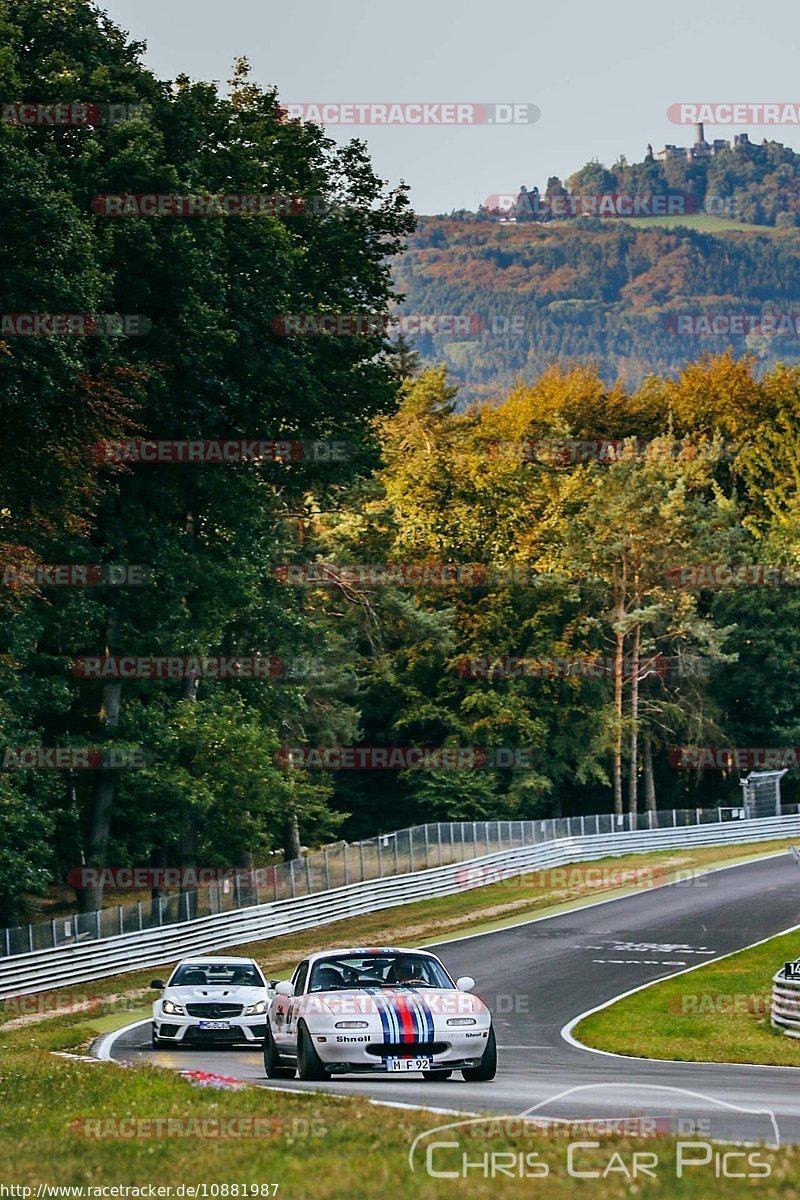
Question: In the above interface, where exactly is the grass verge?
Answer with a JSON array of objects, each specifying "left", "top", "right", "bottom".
[
  {"left": 0, "top": 1017, "right": 795, "bottom": 1194},
  {"left": 574, "top": 926, "right": 800, "bottom": 1068}
]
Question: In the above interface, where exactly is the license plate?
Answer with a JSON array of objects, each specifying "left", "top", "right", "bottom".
[
  {"left": 198, "top": 1020, "right": 231, "bottom": 1030},
  {"left": 386, "top": 1056, "right": 432, "bottom": 1072}
]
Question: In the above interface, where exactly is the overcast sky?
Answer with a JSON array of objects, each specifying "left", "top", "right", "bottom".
[{"left": 98, "top": 0, "right": 800, "bottom": 213}]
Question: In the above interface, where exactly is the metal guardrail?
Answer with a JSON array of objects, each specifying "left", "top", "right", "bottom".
[
  {"left": 2, "top": 809, "right": 798, "bottom": 1000},
  {"left": 2, "top": 807, "right": 747, "bottom": 957}
]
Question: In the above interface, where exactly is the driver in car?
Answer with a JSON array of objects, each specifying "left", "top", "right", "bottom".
[{"left": 387, "top": 957, "right": 428, "bottom": 985}]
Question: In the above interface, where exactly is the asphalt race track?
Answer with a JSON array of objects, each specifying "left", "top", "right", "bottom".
[{"left": 104, "top": 853, "right": 800, "bottom": 1143}]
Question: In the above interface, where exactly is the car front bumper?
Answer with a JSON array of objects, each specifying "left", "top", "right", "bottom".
[
  {"left": 153, "top": 1015, "right": 268, "bottom": 1044},
  {"left": 310, "top": 1026, "right": 492, "bottom": 1071}
]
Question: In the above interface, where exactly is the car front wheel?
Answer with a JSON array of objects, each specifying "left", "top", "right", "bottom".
[
  {"left": 296, "top": 1022, "right": 328, "bottom": 1082},
  {"left": 461, "top": 1027, "right": 497, "bottom": 1082},
  {"left": 264, "top": 1027, "right": 296, "bottom": 1079}
]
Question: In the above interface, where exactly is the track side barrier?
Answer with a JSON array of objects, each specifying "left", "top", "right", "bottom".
[{"left": 2, "top": 812, "right": 799, "bottom": 999}]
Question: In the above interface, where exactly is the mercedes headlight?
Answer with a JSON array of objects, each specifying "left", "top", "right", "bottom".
[
  {"left": 244, "top": 1000, "right": 267, "bottom": 1015},
  {"left": 162, "top": 999, "right": 185, "bottom": 1015}
]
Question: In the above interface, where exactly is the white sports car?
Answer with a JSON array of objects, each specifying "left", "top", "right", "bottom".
[
  {"left": 263, "top": 946, "right": 496, "bottom": 1081},
  {"left": 150, "top": 956, "right": 273, "bottom": 1047}
]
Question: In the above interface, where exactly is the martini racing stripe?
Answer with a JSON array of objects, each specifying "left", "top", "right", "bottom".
[{"left": 364, "top": 989, "right": 436, "bottom": 1043}]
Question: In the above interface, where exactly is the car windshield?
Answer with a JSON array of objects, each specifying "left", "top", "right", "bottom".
[
  {"left": 307, "top": 953, "right": 454, "bottom": 991},
  {"left": 170, "top": 963, "right": 263, "bottom": 987}
]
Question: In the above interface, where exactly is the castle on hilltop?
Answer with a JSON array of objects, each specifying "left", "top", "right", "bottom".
[{"left": 650, "top": 122, "right": 750, "bottom": 162}]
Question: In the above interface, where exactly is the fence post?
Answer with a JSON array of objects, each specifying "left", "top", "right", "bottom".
[
  {"left": 28, "top": 924, "right": 34, "bottom": 952},
  {"left": 437, "top": 823, "right": 443, "bottom": 865},
  {"left": 306, "top": 857, "right": 312, "bottom": 892},
  {"left": 394, "top": 835, "right": 399, "bottom": 875},
  {"left": 51, "top": 918, "right": 57, "bottom": 948},
  {"left": 254, "top": 872, "right": 261, "bottom": 905},
  {"left": 158, "top": 896, "right": 163, "bottom": 927},
  {"left": 235, "top": 874, "right": 242, "bottom": 908},
  {"left": 273, "top": 867, "right": 279, "bottom": 902},
  {"left": 324, "top": 847, "right": 331, "bottom": 889},
  {"left": 118, "top": 906, "right": 124, "bottom": 935},
  {"left": 424, "top": 825, "right": 430, "bottom": 868},
  {"left": 344, "top": 845, "right": 349, "bottom": 886},
  {"left": 359, "top": 842, "right": 365, "bottom": 881},
  {"left": 580, "top": 815, "right": 586, "bottom": 837},
  {"left": 184, "top": 892, "right": 191, "bottom": 921},
  {"left": 4, "top": 927, "right": 10, "bottom": 957},
  {"left": 377, "top": 838, "right": 383, "bottom": 877},
  {"left": 95, "top": 910, "right": 101, "bottom": 939},
  {"left": 409, "top": 829, "right": 415, "bottom": 873},
  {"left": 289, "top": 860, "right": 296, "bottom": 898}
]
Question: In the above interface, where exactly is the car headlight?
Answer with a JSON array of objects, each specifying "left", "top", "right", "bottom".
[
  {"left": 446, "top": 1017, "right": 477, "bottom": 1026},
  {"left": 244, "top": 1000, "right": 267, "bottom": 1015},
  {"left": 334, "top": 1021, "right": 369, "bottom": 1029},
  {"left": 162, "top": 999, "right": 185, "bottom": 1015}
]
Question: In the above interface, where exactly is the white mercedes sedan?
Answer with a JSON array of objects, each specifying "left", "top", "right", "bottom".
[{"left": 150, "top": 956, "right": 272, "bottom": 1047}]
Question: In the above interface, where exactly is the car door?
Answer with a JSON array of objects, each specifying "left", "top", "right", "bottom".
[
  {"left": 284, "top": 960, "right": 309, "bottom": 1047},
  {"left": 272, "top": 960, "right": 309, "bottom": 1050}
]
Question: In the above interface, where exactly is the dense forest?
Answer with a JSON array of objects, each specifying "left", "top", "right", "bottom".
[
  {"left": 394, "top": 218, "right": 800, "bottom": 400},
  {"left": 3, "top": 0, "right": 800, "bottom": 928}
]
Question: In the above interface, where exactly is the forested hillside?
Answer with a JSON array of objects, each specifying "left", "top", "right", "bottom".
[
  {"left": 393, "top": 217, "right": 800, "bottom": 400},
  {"left": 500, "top": 135, "right": 800, "bottom": 227}
]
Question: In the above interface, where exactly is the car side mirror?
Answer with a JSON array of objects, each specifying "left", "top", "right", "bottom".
[
  {"left": 275, "top": 981, "right": 295, "bottom": 997},
  {"left": 268, "top": 980, "right": 280, "bottom": 989},
  {"left": 150, "top": 979, "right": 166, "bottom": 990},
  {"left": 456, "top": 976, "right": 475, "bottom": 993}
]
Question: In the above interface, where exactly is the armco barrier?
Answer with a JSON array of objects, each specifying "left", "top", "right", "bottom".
[
  {"left": 771, "top": 962, "right": 800, "bottom": 1037},
  {"left": 2, "top": 809, "right": 746, "bottom": 955},
  {"left": 1, "top": 812, "right": 799, "bottom": 1000}
]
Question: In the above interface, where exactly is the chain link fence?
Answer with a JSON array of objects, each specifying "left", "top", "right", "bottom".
[
  {"left": 1, "top": 806, "right": 745, "bottom": 958},
  {"left": 740, "top": 770, "right": 789, "bottom": 818}
]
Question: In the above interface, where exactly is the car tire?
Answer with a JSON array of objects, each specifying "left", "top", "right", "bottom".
[
  {"left": 297, "top": 1022, "right": 328, "bottom": 1082},
  {"left": 264, "top": 1027, "right": 296, "bottom": 1079},
  {"left": 461, "top": 1027, "right": 497, "bottom": 1082},
  {"left": 422, "top": 1070, "right": 452, "bottom": 1081}
]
